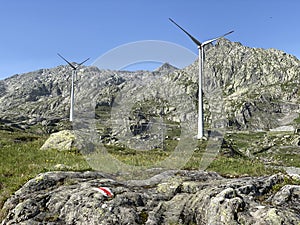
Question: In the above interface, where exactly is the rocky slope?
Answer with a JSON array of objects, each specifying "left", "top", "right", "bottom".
[
  {"left": 1, "top": 170, "right": 300, "bottom": 224},
  {"left": 0, "top": 39, "right": 299, "bottom": 134},
  {"left": 181, "top": 39, "right": 300, "bottom": 131}
]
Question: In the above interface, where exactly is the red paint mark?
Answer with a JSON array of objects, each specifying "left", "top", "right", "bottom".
[{"left": 97, "top": 187, "right": 113, "bottom": 197}]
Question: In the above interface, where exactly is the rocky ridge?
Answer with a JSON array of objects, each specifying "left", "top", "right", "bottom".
[{"left": 0, "top": 38, "right": 299, "bottom": 134}]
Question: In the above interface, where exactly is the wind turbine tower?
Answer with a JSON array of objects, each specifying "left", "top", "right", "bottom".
[
  {"left": 57, "top": 53, "right": 90, "bottom": 122},
  {"left": 169, "top": 18, "right": 233, "bottom": 139}
]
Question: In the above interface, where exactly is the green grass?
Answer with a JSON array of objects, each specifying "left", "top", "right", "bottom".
[
  {"left": 104, "top": 138, "right": 280, "bottom": 178},
  {"left": 0, "top": 130, "right": 91, "bottom": 212},
  {"left": 225, "top": 131, "right": 267, "bottom": 151},
  {"left": 106, "top": 145, "right": 171, "bottom": 167},
  {"left": 270, "top": 150, "right": 300, "bottom": 167},
  {"left": 277, "top": 153, "right": 300, "bottom": 167},
  {"left": 293, "top": 113, "right": 300, "bottom": 124},
  {"left": 207, "top": 156, "right": 280, "bottom": 177}
]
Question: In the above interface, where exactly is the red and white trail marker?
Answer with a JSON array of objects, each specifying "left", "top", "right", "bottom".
[{"left": 92, "top": 187, "right": 113, "bottom": 197}]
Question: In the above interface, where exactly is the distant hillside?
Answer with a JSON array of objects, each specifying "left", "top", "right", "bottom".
[{"left": 0, "top": 38, "right": 300, "bottom": 134}]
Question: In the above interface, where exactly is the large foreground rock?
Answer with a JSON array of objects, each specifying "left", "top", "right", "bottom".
[
  {"left": 40, "top": 130, "right": 75, "bottom": 151},
  {"left": 1, "top": 170, "right": 300, "bottom": 224}
]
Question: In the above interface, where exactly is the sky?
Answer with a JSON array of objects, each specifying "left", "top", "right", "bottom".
[{"left": 0, "top": 0, "right": 299, "bottom": 79}]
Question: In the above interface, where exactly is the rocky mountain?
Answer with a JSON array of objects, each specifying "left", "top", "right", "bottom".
[{"left": 0, "top": 38, "right": 299, "bottom": 135}]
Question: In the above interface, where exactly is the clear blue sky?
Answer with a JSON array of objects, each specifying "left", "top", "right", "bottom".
[{"left": 0, "top": 0, "right": 299, "bottom": 79}]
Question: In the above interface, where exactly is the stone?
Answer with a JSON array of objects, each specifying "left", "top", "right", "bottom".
[
  {"left": 270, "top": 185, "right": 300, "bottom": 208},
  {"left": 40, "top": 130, "right": 75, "bottom": 151},
  {"left": 270, "top": 125, "right": 295, "bottom": 132}
]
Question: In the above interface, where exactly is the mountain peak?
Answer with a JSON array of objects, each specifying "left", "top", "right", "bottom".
[{"left": 154, "top": 62, "right": 178, "bottom": 73}]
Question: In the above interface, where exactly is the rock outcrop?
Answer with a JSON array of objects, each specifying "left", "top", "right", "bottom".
[{"left": 1, "top": 170, "right": 300, "bottom": 224}]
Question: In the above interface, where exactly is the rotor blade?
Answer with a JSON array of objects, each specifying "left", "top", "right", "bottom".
[
  {"left": 77, "top": 58, "right": 90, "bottom": 66},
  {"left": 222, "top": 30, "right": 234, "bottom": 37},
  {"left": 202, "top": 30, "right": 234, "bottom": 45},
  {"left": 169, "top": 18, "right": 202, "bottom": 46},
  {"left": 57, "top": 53, "right": 76, "bottom": 70}
]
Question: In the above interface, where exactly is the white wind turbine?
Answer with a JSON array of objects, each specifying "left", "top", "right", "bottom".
[
  {"left": 57, "top": 53, "right": 90, "bottom": 122},
  {"left": 169, "top": 18, "right": 233, "bottom": 139}
]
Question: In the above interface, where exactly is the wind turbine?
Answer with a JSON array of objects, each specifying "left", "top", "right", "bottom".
[
  {"left": 169, "top": 18, "right": 233, "bottom": 139},
  {"left": 57, "top": 53, "right": 90, "bottom": 122}
]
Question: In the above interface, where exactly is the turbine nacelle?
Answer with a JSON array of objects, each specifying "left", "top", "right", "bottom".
[
  {"left": 57, "top": 53, "right": 90, "bottom": 70},
  {"left": 202, "top": 30, "right": 234, "bottom": 46}
]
